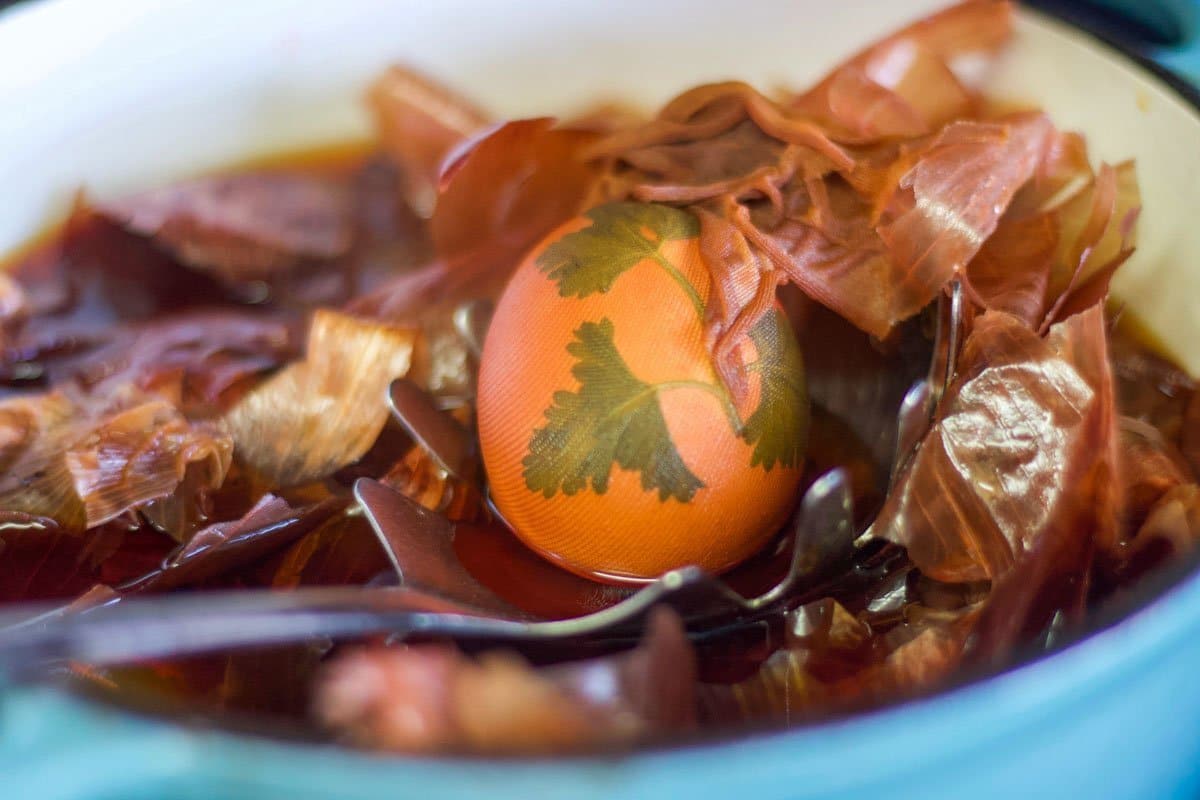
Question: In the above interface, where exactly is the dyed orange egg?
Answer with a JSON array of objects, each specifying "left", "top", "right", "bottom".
[{"left": 477, "top": 202, "right": 808, "bottom": 583}]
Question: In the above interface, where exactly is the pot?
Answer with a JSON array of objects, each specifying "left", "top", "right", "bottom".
[{"left": 1, "top": 1, "right": 1199, "bottom": 797}]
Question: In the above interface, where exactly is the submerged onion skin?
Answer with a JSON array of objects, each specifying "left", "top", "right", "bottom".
[{"left": 477, "top": 202, "right": 809, "bottom": 582}]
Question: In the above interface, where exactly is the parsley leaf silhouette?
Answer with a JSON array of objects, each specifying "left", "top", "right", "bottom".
[
  {"left": 742, "top": 310, "right": 809, "bottom": 470},
  {"left": 523, "top": 318, "right": 703, "bottom": 503},
  {"left": 536, "top": 202, "right": 700, "bottom": 299}
]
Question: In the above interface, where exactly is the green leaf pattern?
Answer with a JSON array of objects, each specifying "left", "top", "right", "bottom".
[
  {"left": 536, "top": 202, "right": 699, "bottom": 299},
  {"left": 523, "top": 202, "right": 807, "bottom": 504},
  {"left": 742, "top": 311, "right": 809, "bottom": 470},
  {"left": 523, "top": 319, "right": 704, "bottom": 503}
]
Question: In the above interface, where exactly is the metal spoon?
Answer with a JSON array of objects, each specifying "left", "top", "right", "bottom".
[{"left": 857, "top": 280, "right": 964, "bottom": 547}]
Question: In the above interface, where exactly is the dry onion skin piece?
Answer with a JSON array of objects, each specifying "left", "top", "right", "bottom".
[
  {"left": 1039, "top": 161, "right": 1140, "bottom": 330},
  {"left": 874, "top": 113, "right": 1053, "bottom": 321},
  {"left": 430, "top": 119, "right": 603, "bottom": 293},
  {"left": 0, "top": 391, "right": 85, "bottom": 528},
  {"left": 691, "top": 112, "right": 1050, "bottom": 355},
  {"left": 965, "top": 307, "right": 1120, "bottom": 658},
  {"left": 349, "top": 119, "right": 603, "bottom": 327},
  {"left": 95, "top": 174, "right": 355, "bottom": 285},
  {"left": 790, "top": 0, "right": 1013, "bottom": 143},
  {"left": 224, "top": 309, "right": 418, "bottom": 487},
  {"left": 66, "top": 400, "right": 232, "bottom": 529},
  {"left": 124, "top": 493, "right": 341, "bottom": 594},
  {"left": 315, "top": 607, "right": 696, "bottom": 754},
  {"left": 968, "top": 153, "right": 1140, "bottom": 331},
  {"left": 583, "top": 0, "right": 1141, "bottom": 372},
  {"left": 0, "top": 307, "right": 297, "bottom": 414},
  {"left": 1122, "top": 485, "right": 1200, "bottom": 577},
  {"left": 80, "top": 311, "right": 296, "bottom": 414},
  {"left": 696, "top": 597, "right": 973, "bottom": 726},
  {"left": 368, "top": 65, "right": 492, "bottom": 215},
  {"left": 0, "top": 389, "right": 232, "bottom": 531},
  {"left": 1115, "top": 417, "right": 1192, "bottom": 539},
  {"left": 872, "top": 304, "right": 1117, "bottom": 583}
]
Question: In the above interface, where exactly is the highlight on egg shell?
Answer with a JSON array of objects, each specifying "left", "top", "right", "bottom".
[{"left": 476, "top": 202, "right": 809, "bottom": 583}]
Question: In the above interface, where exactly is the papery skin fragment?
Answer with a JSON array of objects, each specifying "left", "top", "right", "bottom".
[
  {"left": 224, "top": 309, "right": 417, "bottom": 487},
  {"left": 873, "top": 305, "right": 1115, "bottom": 582},
  {"left": 368, "top": 65, "right": 491, "bottom": 215},
  {"left": 66, "top": 400, "right": 232, "bottom": 529},
  {"left": 594, "top": 78, "right": 1066, "bottom": 373},
  {"left": 315, "top": 608, "right": 696, "bottom": 754},
  {"left": 0, "top": 388, "right": 232, "bottom": 530},
  {"left": 96, "top": 174, "right": 355, "bottom": 284}
]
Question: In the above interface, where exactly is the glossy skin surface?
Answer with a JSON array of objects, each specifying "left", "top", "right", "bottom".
[{"left": 478, "top": 203, "right": 807, "bottom": 582}]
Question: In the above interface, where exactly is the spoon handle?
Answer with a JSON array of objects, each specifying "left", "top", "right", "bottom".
[{"left": 0, "top": 587, "right": 517, "bottom": 678}]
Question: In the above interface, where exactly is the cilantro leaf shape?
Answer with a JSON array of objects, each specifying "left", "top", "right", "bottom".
[
  {"left": 742, "top": 310, "right": 809, "bottom": 470},
  {"left": 536, "top": 202, "right": 700, "bottom": 299},
  {"left": 523, "top": 318, "right": 703, "bottom": 503}
]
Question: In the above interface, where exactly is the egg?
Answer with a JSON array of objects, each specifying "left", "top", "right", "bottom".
[{"left": 477, "top": 202, "right": 808, "bottom": 583}]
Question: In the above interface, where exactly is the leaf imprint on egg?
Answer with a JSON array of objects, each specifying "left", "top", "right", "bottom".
[
  {"left": 522, "top": 317, "right": 704, "bottom": 503},
  {"left": 742, "top": 310, "right": 809, "bottom": 471},
  {"left": 535, "top": 202, "right": 701, "bottom": 311}
]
